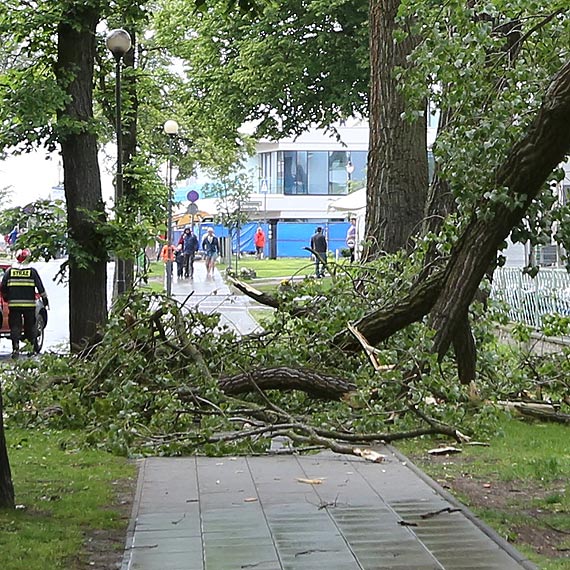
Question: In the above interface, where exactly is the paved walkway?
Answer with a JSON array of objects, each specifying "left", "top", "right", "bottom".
[
  {"left": 121, "top": 262, "right": 537, "bottom": 570},
  {"left": 170, "top": 259, "right": 262, "bottom": 335}
]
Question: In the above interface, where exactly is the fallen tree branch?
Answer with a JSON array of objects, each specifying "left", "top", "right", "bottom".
[
  {"left": 499, "top": 401, "right": 570, "bottom": 424},
  {"left": 410, "top": 404, "right": 471, "bottom": 443},
  {"left": 218, "top": 367, "right": 357, "bottom": 400},
  {"left": 227, "top": 277, "right": 310, "bottom": 316}
]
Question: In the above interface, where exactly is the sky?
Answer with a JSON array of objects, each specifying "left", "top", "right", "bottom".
[{"left": 0, "top": 148, "right": 115, "bottom": 208}]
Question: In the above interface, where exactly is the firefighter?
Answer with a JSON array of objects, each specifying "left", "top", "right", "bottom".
[{"left": 0, "top": 248, "right": 49, "bottom": 358}]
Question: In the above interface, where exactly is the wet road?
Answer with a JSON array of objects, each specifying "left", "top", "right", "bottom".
[{"left": 0, "top": 259, "right": 114, "bottom": 358}]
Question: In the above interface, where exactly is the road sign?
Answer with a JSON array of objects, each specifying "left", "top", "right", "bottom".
[
  {"left": 187, "top": 190, "right": 199, "bottom": 202},
  {"left": 188, "top": 203, "right": 199, "bottom": 215},
  {"left": 260, "top": 179, "right": 268, "bottom": 193}
]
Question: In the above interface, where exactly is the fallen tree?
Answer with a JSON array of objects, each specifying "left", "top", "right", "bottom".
[{"left": 333, "top": 59, "right": 570, "bottom": 359}]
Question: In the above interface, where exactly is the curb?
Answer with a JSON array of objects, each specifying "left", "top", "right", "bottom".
[
  {"left": 120, "top": 458, "right": 146, "bottom": 570},
  {"left": 387, "top": 444, "right": 538, "bottom": 570}
]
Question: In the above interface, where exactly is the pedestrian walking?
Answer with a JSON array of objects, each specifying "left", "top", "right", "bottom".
[
  {"left": 346, "top": 217, "right": 357, "bottom": 263},
  {"left": 178, "top": 226, "right": 199, "bottom": 278},
  {"left": 202, "top": 228, "right": 220, "bottom": 277},
  {"left": 310, "top": 227, "right": 327, "bottom": 278},
  {"left": 174, "top": 246, "right": 184, "bottom": 278},
  {"left": 254, "top": 227, "right": 266, "bottom": 260},
  {"left": 0, "top": 248, "right": 49, "bottom": 358}
]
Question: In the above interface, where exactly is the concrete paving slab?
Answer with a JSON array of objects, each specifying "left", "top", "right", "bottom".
[{"left": 122, "top": 451, "right": 537, "bottom": 570}]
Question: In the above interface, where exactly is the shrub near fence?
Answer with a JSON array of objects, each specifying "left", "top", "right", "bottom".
[{"left": 491, "top": 267, "right": 570, "bottom": 329}]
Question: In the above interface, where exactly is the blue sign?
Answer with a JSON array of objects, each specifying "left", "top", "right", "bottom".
[{"left": 187, "top": 190, "right": 199, "bottom": 202}]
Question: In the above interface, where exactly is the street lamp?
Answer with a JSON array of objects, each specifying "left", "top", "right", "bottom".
[
  {"left": 164, "top": 119, "right": 179, "bottom": 296},
  {"left": 346, "top": 155, "right": 355, "bottom": 193},
  {"left": 106, "top": 28, "right": 132, "bottom": 296}
]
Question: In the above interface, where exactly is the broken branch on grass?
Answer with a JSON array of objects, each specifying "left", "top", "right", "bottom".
[{"left": 410, "top": 404, "right": 471, "bottom": 443}]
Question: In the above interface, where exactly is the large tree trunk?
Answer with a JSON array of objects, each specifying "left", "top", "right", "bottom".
[
  {"left": 57, "top": 5, "right": 107, "bottom": 352},
  {"left": 0, "top": 386, "right": 14, "bottom": 509},
  {"left": 367, "top": 0, "right": 428, "bottom": 255}
]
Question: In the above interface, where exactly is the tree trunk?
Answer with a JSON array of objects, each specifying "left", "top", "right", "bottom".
[
  {"left": 57, "top": 6, "right": 107, "bottom": 352},
  {"left": 367, "top": 0, "right": 428, "bottom": 255},
  {"left": 0, "top": 385, "right": 15, "bottom": 509}
]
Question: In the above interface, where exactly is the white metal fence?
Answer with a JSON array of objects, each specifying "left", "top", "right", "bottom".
[{"left": 490, "top": 267, "right": 570, "bottom": 328}]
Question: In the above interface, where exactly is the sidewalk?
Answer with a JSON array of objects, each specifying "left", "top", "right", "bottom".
[
  {"left": 170, "top": 259, "right": 262, "bottom": 335},
  {"left": 121, "top": 264, "right": 537, "bottom": 570}
]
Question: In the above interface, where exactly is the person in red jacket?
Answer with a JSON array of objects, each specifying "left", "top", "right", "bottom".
[{"left": 254, "top": 227, "right": 266, "bottom": 260}]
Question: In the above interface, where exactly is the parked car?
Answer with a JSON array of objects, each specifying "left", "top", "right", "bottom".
[{"left": 0, "top": 262, "right": 48, "bottom": 352}]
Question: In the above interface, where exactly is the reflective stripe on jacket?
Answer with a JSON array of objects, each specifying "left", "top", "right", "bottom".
[{"left": 1, "top": 267, "right": 46, "bottom": 308}]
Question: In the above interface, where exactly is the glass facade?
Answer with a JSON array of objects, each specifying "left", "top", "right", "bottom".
[{"left": 260, "top": 150, "right": 368, "bottom": 196}]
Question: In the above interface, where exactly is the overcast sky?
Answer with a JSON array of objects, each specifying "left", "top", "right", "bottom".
[{"left": 1, "top": 148, "right": 115, "bottom": 208}]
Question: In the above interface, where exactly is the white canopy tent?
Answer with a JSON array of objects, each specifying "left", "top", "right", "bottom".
[
  {"left": 327, "top": 188, "right": 366, "bottom": 213},
  {"left": 328, "top": 188, "right": 366, "bottom": 260}
]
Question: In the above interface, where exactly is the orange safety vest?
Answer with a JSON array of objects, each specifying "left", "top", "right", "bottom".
[{"left": 161, "top": 244, "right": 175, "bottom": 262}]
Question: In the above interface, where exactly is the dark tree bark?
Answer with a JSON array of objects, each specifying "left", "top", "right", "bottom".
[
  {"left": 0, "top": 386, "right": 15, "bottom": 509},
  {"left": 218, "top": 367, "right": 356, "bottom": 400},
  {"left": 335, "top": 271, "right": 444, "bottom": 351},
  {"left": 451, "top": 312, "right": 477, "bottom": 385},
  {"left": 57, "top": 6, "right": 107, "bottom": 351},
  {"left": 367, "top": 0, "right": 428, "bottom": 255}
]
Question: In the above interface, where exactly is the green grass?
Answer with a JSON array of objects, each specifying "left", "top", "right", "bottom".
[
  {"left": 237, "top": 257, "right": 316, "bottom": 279},
  {"left": 0, "top": 429, "right": 135, "bottom": 570},
  {"left": 396, "top": 414, "right": 570, "bottom": 569},
  {"left": 138, "top": 260, "right": 165, "bottom": 292}
]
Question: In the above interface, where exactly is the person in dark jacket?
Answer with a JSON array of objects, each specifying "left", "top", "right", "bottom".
[
  {"left": 174, "top": 246, "right": 184, "bottom": 278},
  {"left": 0, "top": 248, "right": 48, "bottom": 358},
  {"left": 310, "top": 227, "right": 328, "bottom": 278},
  {"left": 178, "top": 226, "right": 199, "bottom": 278}
]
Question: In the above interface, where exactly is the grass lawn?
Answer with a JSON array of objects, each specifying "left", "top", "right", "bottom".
[
  {"left": 396, "top": 414, "right": 569, "bottom": 569},
  {"left": 0, "top": 429, "right": 135, "bottom": 570},
  {"left": 139, "top": 260, "right": 165, "bottom": 292},
  {"left": 235, "top": 257, "right": 318, "bottom": 279}
]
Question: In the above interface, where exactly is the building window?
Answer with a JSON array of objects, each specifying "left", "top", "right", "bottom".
[
  {"left": 274, "top": 150, "right": 368, "bottom": 195},
  {"left": 349, "top": 151, "right": 367, "bottom": 187},
  {"left": 329, "top": 151, "right": 349, "bottom": 195},
  {"left": 307, "top": 151, "right": 328, "bottom": 194}
]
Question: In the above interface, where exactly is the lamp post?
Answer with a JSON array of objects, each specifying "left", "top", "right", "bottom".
[
  {"left": 164, "top": 119, "right": 179, "bottom": 296},
  {"left": 106, "top": 28, "right": 132, "bottom": 296},
  {"left": 346, "top": 154, "right": 355, "bottom": 193}
]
